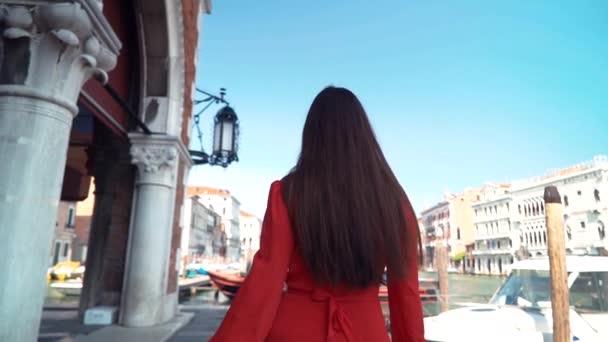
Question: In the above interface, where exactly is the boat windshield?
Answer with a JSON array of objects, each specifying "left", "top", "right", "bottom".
[{"left": 490, "top": 270, "right": 608, "bottom": 313}]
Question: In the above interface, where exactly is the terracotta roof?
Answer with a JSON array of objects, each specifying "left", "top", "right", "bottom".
[
  {"left": 240, "top": 210, "right": 256, "bottom": 218},
  {"left": 187, "top": 186, "right": 231, "bottom": 199}
]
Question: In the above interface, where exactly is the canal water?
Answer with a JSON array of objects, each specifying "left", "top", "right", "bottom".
[
  {"left": 46, "top": 273, "right": 505, "bottom": 317},
  {"left": 177, "top": 272, "right": 505, "bottom": 318},
  {"left": 419, "top": 272, "right": 503, "bottom": 316}
]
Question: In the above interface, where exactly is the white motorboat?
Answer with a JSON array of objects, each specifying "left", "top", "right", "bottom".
[{"left": 424, "top": 256, "right": 608, "bottom": 342}]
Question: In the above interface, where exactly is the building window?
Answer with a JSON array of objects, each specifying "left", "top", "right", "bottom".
[
  {"left": 63, "top": 242, "right": 69, "bottom": 257},
  {"left": 594, "top": 189, "right": 601, "bottom": 202},
  {"left": 577, "top": 190, "right": 582, "bottom": 196},
  {"left": 564, "top": 196, "right": 569, "bottom": 207},
  {"left": 543, "top": 232, "right": 547, "bottom": 245},
  {"left": 540, "top": 202, "right": 545, "bottom": 214},
  {"left": 497, "top": 241, "right": 501, "bottom": 249},
  {"left": 567, "top": 226, "right": 572, "bottom": 240},
  {"left": 599, "top": 222, "right": 606, "bottom": 240},
  {"left": 580, "top": 221, "right": 586, "bottom": 229},
  {"left": 457, "top": 228, "right": 461, "bottom": 240},
  {"left": 67, "top": 206, "right": 75, "bottom": 228}
]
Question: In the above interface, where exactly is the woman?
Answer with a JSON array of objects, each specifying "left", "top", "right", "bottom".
[{"left": 210, "top": 87, "right": 424, "bottom": 341}]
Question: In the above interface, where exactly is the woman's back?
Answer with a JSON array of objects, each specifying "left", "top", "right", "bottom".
[
  {"left": 209, "top": 87, "right": 425, "bottom": 341},
  {"left": 210, "top": 181, "right": 423, "bottom": 342}
]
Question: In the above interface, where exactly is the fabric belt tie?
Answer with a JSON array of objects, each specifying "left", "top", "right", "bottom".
[{"left": 287, "top": 287, "right": 377, "bottom": 342}]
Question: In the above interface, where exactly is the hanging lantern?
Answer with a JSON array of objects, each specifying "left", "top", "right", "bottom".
[{"left": 211, "top": 105, "right": 239, "bottom": 167}]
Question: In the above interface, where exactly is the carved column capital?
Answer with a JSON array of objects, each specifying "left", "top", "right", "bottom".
[
  {"left": 131, "top": 145, "right": 177, "bottom": 174},
  {"left": 0, "top": 0, "right": 121, "bottom": 115},
  {"left": 129, "top": 133, "right": 190, "bottom": 188}
]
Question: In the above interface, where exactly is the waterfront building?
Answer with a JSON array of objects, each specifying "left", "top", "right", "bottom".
[
  {"left": 50, "top": 201, "right": 78, "bottom": 266},
  {"left": 239, "top": 210, "right": 262, "bottom": 254},
  {"left": 472, "top": 156, "right": 608, "bottom": 275},
  {"left": 187, "top": 186, "right": 242, "bottom": 262},
  {"left": 471, "top": 183, "right": 513, "bottom": 275},
  {"left": 181, "top": 196, "right": 222, "bottom": 269},
  {"left": 420, "top": 188, "right": 481, "bottom": 271}
]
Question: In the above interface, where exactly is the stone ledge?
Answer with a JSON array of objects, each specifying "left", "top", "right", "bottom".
[{"left": 76, "top": 312, "right": 194, "bottom": 342}]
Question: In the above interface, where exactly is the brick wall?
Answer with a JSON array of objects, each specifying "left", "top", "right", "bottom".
[
  {"left": 180, "top": 0, "right": 201, "bottom": 146},
  {"left": 167, "top": 160, "right": 185, "bottom": 294},
  {"left": 166, "top": 0, "right": 202, "bottom": 294}
]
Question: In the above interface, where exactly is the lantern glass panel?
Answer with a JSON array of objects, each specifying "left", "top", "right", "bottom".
[
  {"left": 213, "top": 120, "right": 222, "bottom": 153},
  {"left": 221, "top": 121, "right": 234, "bottom": 152}
]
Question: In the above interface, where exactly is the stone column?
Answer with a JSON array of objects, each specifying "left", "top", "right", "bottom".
[
  {"left": 0, "top": 2, "right": 119, "bottom": 341},
  {"left": 120, "top": 134, "right": 189, "bottom": 327}
]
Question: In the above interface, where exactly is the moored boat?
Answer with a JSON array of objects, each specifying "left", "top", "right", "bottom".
[
  {"left": 424, "top": 256, "right": 608, "bottom": 342},
  {"left": 378, "top": 273, "right": 440, "bottom": 305},
  {"left": 207, "top": 270, "right": 246, "bottom": 299}
]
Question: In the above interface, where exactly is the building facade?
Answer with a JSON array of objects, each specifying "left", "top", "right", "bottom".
[
  {"left": 239, "top": 210, "right": 262, "bottom": 253},
  {"left": 181, "top": 196, "right": 221, "bottom": 266},
  {"left": 420, "top": 188, "right": 481, "bottom": 271},
  {"left": 420, "top": 201, "right": 450, "bottom": 270},
  {"left": 511, "top": 156, "right": 608, "bottom": 257},
  {"left": 471, "top": 184, "right": 513, "bottom": 275},
  {"left": 187, "top": 186, "right": 242, "bottom": 262},
  {"left": 471, "top": 156, "right": 608, "bottom": 275},
  {"left": 50, "top": 201, "right": 78, "bottom": 266},
  {"left": 239, "top": 210, "right": 261, "bottom": 272}
]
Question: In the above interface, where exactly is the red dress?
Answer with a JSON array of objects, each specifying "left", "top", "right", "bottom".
[{"left": 209, "top": 181, "right": 424, "bottom": 342}]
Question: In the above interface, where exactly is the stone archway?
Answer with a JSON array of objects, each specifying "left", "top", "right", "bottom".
[{"left": 117, "top": 0, "right": 206, "bottom": 328}]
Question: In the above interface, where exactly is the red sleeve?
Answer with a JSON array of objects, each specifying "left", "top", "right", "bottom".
[
  {"left": 387, "top": 197, "right": 425, "bottom": 342},
  {"left": 209, "top": 181, "right": 294, "bottom": 341}
]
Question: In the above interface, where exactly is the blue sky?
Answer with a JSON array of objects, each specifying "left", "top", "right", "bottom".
[{"left": 189, "top": 0, "right": 608, "bottom": 217}]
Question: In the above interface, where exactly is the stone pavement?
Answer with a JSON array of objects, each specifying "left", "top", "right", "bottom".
[
  {"left": 169, "top": 304, "right": 228, "bottom": 341},
  {"left": 38, "top": 301, "right": 228, "bottom": 342}
]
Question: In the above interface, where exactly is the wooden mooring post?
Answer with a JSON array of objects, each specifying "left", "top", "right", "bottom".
[
  {"left": 544, "top": 186, "right": 570, "bottom": 342},
  {"left": 435, "top": 237, "right": 449, "bottom": 313}
]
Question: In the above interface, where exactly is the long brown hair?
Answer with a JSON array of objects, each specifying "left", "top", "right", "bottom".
[{"left": 283, "top": 86, "right": 417, "bottom": 288}]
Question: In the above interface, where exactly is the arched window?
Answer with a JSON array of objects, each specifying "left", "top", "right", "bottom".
[
  {"left": 457, "top": 227, "right": 461, "bottom": 240},
  {"left": 564, "top": 195, "right": 569, "bottom": 207},
  {"left": 543, "top": 231, "right": 547, "bottom": 245},
  {"left": 599, "top": 221, "right": 606, "bottom": 241},
  {"left": 567, "top": 226, "right": 572, "bottom": 240},
  {"left": 594, "top": 189, "right": 601, "bottom": 202}
]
